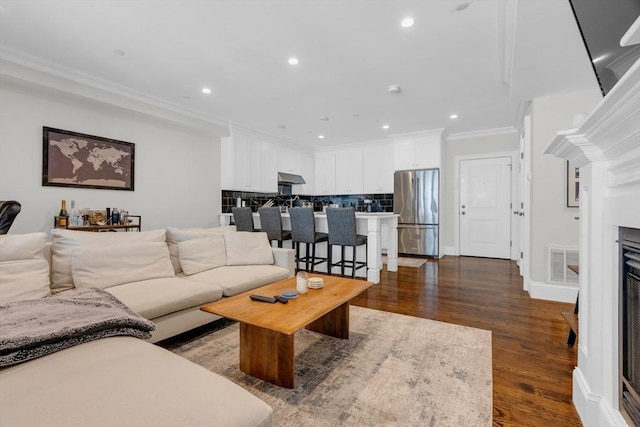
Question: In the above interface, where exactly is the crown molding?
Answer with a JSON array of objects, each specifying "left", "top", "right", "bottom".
[{"left": 447, "top": 126, "right": 517, "bottom": 141}]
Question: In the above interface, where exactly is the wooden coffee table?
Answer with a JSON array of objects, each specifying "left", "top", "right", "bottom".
[{"left": 200, "top": 274, "right": 373, "bottom": 388}]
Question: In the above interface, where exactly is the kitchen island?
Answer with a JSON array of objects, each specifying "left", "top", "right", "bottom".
[{"left": 219, "top": 211, "right": 398, "bottom": 283}]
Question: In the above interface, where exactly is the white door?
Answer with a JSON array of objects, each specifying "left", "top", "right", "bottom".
[{"left": 460, "top": 156, "right": 512, "bottom": 258}]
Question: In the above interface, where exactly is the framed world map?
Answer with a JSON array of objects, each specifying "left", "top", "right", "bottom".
[{"left": 42, "top": 127, "right": 135, "bottom": 191}]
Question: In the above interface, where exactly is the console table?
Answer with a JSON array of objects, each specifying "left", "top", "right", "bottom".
[{"left": 55, "top": 215, "right": 141, "bottom": 232}]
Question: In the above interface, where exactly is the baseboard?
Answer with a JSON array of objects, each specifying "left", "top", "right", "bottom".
[
  {"left": 528, "top": 280, "right": 578, "bottom": 303},
  {"left": 573, "top": 367, "right": 629, "bottom": 427},
  {"left": 443, "top": 246, "right": 456, "bottom": 256}
]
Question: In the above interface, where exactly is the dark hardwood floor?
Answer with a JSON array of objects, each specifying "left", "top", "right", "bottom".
[{"left": 351, "top": 256, "right": 582, "bottom": 427}]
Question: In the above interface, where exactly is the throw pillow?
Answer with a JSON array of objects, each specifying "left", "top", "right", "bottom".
[
  {"left": 166, "top": 226, "right": 235, "bottom": 274},
  {"left": 224, "top": 231, "right": 274, "bottom": 266},
  {"left": 0, "top": 259, "right": 51, "bottom": 302},
  {"left": 71, "top": 241, "right": 175, "bottom": 289},
  {"left": 177, "top": 236, "right": 226, "bottom": 276},
  {"left": 50, "top": 228, "right": 166, "bottom": 293},
  {"left": 0, "top": 232, "right": 48, "bottom": 262}
]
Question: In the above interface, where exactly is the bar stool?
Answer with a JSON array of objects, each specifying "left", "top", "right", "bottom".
[
  {"left": 231, "top": 207, "right": 256, "bottom": 232},
  {"left": 326, "top": 207, "right": 367, "bottom": 278},
  {"left": 258, "top": 207, "right": 292, "bottom": 248},
  {"left": 289, "top": 207, "right": 328, "bottom": 273}
]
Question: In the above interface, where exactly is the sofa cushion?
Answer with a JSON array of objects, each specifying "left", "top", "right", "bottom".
[
  {"left": 50, "top": 228, "right": 166, "bottom": 294},
  {"left": 0, "top": 232, "right": 48, "bottom": 262},
  {"left": 0, "top": 233, "right": 50, "bottom": 302},
  {"left": 0, "top": 336, "right": 273, "bottom": 427},
  {"left": 177, "top": 236, "right": 226, "bottom": 276},
  {"left": 224, "top": 232, "right": 274, "bottom": 266},
  {"left": 166, "top": 226, "right": 235, "bottom": 274},
  {"left": 0, "top": 259, "right": 51, "bottom": 302},
  {"left": 183, "top": 265, "right": 290, "bottom": 297},
  {"left": 105, "top": 277, "right": 223, "bottom": 320},
  {"left": 71, "top": 242, "right": 175, "bottom": 290}
]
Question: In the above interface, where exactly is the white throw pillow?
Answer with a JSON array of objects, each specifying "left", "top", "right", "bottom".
[
  {"left": 50, "top": 228, "right": 166, "bottom": 293},
  {"left": 224, "top": 232, "right": 274, "bottom": 266},
  {"left": 71, "top": 241, "right": 175, "bottom": 290},
  {"left": 177, "top": 236, "right": 227, "bottom": 276},
  {"left": 0, "top": 232, "right": 48, "bottom": 262},
  {"left": 0, "top": 259, "right": 51, "bottom": 302},
  {"left": 166, "top": 226, "right": 235, "bottom": 274}
]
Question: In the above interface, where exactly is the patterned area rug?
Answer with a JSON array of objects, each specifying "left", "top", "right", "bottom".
[
  {"left": 382, "top": 255, "right": 428, "bottom": 268},
  {"left": 164, "top": 306, "right": 492, "bottom": 426}
]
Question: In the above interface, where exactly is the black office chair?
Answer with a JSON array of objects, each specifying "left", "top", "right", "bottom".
[
  {"left": 258, "top": 207, "right": 292, "bottom": 248},
  {"left": 326, "top": 207, "right": 367, "bottom": 278},
  {"left": 231, "top": 207, "right": 256, "bottom": 232},
  {"left": 0, "top": 200, "right": 21, "bottom": 235},
  {"left": 289, "top": 207, "right": 328, "bottom": 273}
]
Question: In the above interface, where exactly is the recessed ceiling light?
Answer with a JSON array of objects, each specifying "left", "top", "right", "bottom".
[
  {"left": 320, "top": 116, "right": 329, "bottom": 121},
  {"left": 318, "top": 135, "right": 325, "bottom": 139},
  {"left": 382, "top": 124, "right": 390, "bottom": 129},
  {"left": 401, "top": 17, "right": 414, "bottom": 28},
  {"left": 288, "top": 57, "right": 299, "bottom": 65},
  {"left": 450, "top": 114, "right": 459, "bottom": 119},
  {"left": 277, "top": 124, "right": 286, "bottom": 129},
  {"left": 113, "top": 49, "right": 125, "bottom": 56},
  {"left": 202, "top": 88, "right": 212, "bottom": 94}
]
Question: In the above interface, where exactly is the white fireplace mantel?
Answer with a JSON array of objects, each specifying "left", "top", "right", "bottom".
[{"left": 545, "top": 57, "right": 640, "bottom": 427}]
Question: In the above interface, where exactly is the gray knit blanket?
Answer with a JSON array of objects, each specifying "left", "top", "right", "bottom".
[{"left": 0, "top": 287, "right": 155, "bottom": 367}]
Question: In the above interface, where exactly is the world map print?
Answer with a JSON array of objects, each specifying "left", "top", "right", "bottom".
[{"left": 45, "top": 130, "right": 134, "bottom": 190}]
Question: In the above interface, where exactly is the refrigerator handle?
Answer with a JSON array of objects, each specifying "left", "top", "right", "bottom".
[{"left": 414, "top": 175, "right": 419, "bottom": 221}]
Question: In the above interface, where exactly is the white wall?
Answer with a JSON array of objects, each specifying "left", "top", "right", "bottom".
[
  {"left": 0, "top": 66, "right": 226, "bottom": 234},
  {"left": 529, "top": 90, "right": 602, "bottom": 294},
  {"left": 444, "top": 132, "right": 519, "bottom": 249}
]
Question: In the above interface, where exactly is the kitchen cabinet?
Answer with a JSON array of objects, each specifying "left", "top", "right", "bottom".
[
  {"left": 278, "top": 146, "right": 301, "bottom": 174},
  {"left": 220, "top": 134, "right": 277, "bottom": 192},
  {"left": 261, "top": 141, "right": 278, "bottom": 192},
  {"left": 335, "top": 148, "right": 363, "bottom": 194},
  {"left": 393, "top": 131, "right": 442, "bottom": 171},
  {"left": 294, "top": 152, "right": 314, "bottom": 195},
  {"left": 363, "top": 143, "right": 394, "bottom": 193},
  {"left": 314, "top": 151, "right": 336, "bottom": 195}
]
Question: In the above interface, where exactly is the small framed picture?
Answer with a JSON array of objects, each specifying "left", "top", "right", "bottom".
[
  {"left": 42, "top": 127, "right": 135, "bottom": 191},
  {"left": 567, "top": 161, "right": 579, "bottom": 208}
]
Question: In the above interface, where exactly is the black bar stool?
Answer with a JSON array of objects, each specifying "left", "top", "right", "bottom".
[
  {"left": 258, "top": 207, "right": 292, "bottom": 248},
  {"left": 326, "top": 207, "right": 367, "bottom": 278},
  {"left": 231, "top": 207, "right": 256, "bottom": 232},
  {"left": 289, "top": 207, "right": 328, "bottom": 273}
]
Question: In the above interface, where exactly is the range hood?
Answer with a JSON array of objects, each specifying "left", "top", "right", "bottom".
[{"left": 277, "top": 171, "right": 306, "bottom": 185}]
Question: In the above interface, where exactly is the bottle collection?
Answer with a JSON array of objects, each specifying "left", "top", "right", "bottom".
[{"left": 56, "top": 200, "right": 130, "bottom": 228}]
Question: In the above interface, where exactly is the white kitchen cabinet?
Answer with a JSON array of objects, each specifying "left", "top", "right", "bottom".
[
  {"left": 294, "top": 151, "right": 314, "bottom": 195},
  {"left": 363, "top": 143, "right": 394, "bottom": 193},
  {"left": 260, "top": 141, "right": 278, "bottom": 193},
  {"left": 335, "top": 148, "right": 363, "bottom": 194},
  {"left": 393, "top": 132, "right": 442, "bottom": 171},
  {"left": 314, "top": 151, "right": 336, "bottom": 195},
  {"left": 278, "top": 146, "right": 301, "bottom": 174},
  {"left": 220, "top": 137, "right": 234, "bottom": 190}
]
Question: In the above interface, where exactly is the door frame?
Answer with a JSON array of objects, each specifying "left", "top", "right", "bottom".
[{"left": 453, "top": 151, "right": 519, "bottom": 258}]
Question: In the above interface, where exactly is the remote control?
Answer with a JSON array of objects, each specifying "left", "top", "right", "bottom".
[
  {"left": 250, "top": 295, "right": 277, "bottom": 303},
  {"left": 274, "top": 295, "right": 289, "bottom": 304}
]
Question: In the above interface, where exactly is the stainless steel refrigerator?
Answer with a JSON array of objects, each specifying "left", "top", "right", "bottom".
[{"left": 394, "top": 169, "right": 439, "bottom": 257}]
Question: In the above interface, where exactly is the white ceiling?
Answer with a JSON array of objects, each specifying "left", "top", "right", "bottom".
[{"left": 0, "top": 0, "right": 599, "bottom": 148}]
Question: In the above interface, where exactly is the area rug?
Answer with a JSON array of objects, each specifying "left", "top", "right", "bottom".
[
  {"left": 382, "top": 255, "right": 428, "bottom": 268},
  {"left": 164, "top": 306, "right": 492, "bottom": 426}
]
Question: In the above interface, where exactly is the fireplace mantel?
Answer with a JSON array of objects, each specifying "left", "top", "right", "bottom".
[{"left": 545, "top": 57, "right": 640, "bottom": 426}]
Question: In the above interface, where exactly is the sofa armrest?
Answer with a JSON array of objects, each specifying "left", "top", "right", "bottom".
[{"left": 272, "top": 248, "right": 295, "bottom": 278}]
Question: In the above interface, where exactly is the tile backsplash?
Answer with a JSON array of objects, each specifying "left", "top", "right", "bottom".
[{"left": 221, "top": 190, "right": 393, "bottom": 213}]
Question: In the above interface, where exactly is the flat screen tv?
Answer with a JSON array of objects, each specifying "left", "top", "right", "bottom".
[{"left": 569, "top": 0, "right": 640, "bottom": 96}]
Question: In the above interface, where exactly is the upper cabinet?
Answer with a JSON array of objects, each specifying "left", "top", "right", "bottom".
[
  {"left": 278, "top": 146, "right": 301, "bottom": 175},
  {"left": 220, "top": 133, "right": 278, "bottom": 193},
  {"left": 294, "top": 152, "right": 314, "bottom": 195},
  {"left": 335, "top": 148, "right": 363, "bottom": 194},
  {"left": 393, "top": 130, "right": 444, "bottom": 171},
  {"left": 363, "top": 143, "right": 394, "bottom": 193},
  {"left": 314, "top": 151, "right": 336, "bottom": 195}
]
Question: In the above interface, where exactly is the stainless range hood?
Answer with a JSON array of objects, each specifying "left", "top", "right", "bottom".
[{"left": 277, "top": 171, "right": 306, "bottom": 185}]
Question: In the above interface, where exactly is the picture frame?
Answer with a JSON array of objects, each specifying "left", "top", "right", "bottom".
[
  {"left": 42, "top": 127, "right": 135, "bottom": 191},
  {"left": 567, "top": 161, "right": 579, "bottom": 207}
]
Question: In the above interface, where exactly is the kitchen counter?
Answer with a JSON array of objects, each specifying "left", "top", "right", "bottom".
[{"left": 219, "top": 211, "right": 398, "bottom": 283}]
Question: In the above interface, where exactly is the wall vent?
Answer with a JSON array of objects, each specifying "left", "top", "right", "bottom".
[{"left": 546, "top": 246, "right": 579, "bottom": 285}]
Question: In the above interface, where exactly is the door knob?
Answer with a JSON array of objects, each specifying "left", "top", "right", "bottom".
[
  {"left": 461, "top": 211, "right": 466, "bottom": 215},
  {"left": 461, "top": 205, "right": 466, "bottom": 208}
]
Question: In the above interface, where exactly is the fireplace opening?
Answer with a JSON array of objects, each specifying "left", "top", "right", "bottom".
[{"left": 620, "top": 227, "right": 640, "bottom": 426}]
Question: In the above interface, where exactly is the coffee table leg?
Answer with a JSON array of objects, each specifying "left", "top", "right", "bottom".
[
  {"left": 239, "top": 322, "right": 295, "bottom": 388},
  {"left": 306, "top": 301, "right": 350, "bottom": 339}
]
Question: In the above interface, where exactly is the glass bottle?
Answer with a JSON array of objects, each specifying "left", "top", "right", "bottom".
[{"left": 58, "top": 200, "right": 68, "bottom": 227}]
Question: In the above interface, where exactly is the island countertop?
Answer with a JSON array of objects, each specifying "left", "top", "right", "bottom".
[{"left": 218, "top": 211, "right": 398, "bottom": 283}]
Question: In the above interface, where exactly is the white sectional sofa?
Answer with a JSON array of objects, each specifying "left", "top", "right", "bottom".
[{"left": 0, "top": 227, "right": 295, "bottom": 427}]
